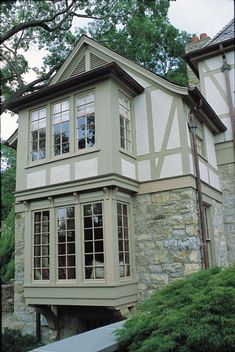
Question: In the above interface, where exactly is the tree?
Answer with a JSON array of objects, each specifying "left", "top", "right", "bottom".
[
  {"left": 1, "top": 0, "right": 190, "bottom": 115},
  {"left": 87, "top": 0, "right": 190, "bottom": 85},
  {"left": 0, "top": 0, "right": 128, "bottom": 113},
  {"left": 1, "top": 143, "right": 16, "bottom": 220},
  {"left": 117, "top": 265, "right": 235, "bottom": 352}
]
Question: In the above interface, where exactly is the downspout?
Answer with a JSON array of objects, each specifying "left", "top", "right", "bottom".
[
  {"left": 188, "top": 108, "right": 209, "bottom": 269},
  {"left": 220, "top": 44, "right": 235, "bottom": 145}
]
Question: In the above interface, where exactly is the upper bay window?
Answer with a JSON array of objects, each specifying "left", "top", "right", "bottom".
[
  {"left": 119, "top": 94, "right": 131, "bottom": 151},
  {"left": 52, "top": 100, "right": 70, "bottom": 156},
  {"left": 31, "top": 107, "right": 46, "bottom": 161},
  {"left": 76, "top": 92, "right": 95, "bottom": 150}
]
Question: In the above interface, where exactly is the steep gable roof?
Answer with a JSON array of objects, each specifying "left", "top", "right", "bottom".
[
  {"left": 50, "top": 35, "right": 188, "bottom": 96},
  {"left": 205, "top": 18, "right": 234, "bottom": 47}
]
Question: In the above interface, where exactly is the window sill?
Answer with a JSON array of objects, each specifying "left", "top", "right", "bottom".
[
  {"left": 25, "top": 148, "right": 100, "bottom": 169},
  {"left": 119, "top": 148, "right": 136, "bottom": 160}
]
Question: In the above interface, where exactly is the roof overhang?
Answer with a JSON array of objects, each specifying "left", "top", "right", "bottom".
[
  {"left": 183, "top": 87, "right": 227, "bottom": 134},
  {"left": 4, "top": 128, "right": 18, "bottom": 149},
  {"left": 5, "top": 62, "right": 144, "bottom": 113},
  {"left": 184, "top": 38, "right": 234, "bottom": 77}
]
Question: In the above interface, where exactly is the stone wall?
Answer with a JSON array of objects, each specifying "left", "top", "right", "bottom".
[
  {"left": 218, "top": 163, "right": 235, "bottom": 264},
  {"left": 133, "top": 187, "right": 228, "bottom": 300},
  {"left": 2, "top": 282, "right": 14, "bottom": 312},
  {"left": 133, "top": 188, "right": 202, "bottom": 300}
]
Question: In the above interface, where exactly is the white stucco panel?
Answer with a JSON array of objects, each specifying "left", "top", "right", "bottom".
[
  {"left": 134, "top": 94, "right": 150, "bottom": 155},
  {"left": 204, "top": 76, "right": 229, "bottom": 115},
  {"left": 189, "top": 153, "right": 194, "bottom": 175},
  {"left": 151, "top": 90, "right": 173, "bottom": 152},
  {"left": 27, "top": 170, "right": 46, "bottom": 189},
  {"left": 226, "top": 50, "right": 235, "bottom": 65},
  {"left": 50, "top": 164, "right": 70, "bottom": 184},
  {"left": 75, "top": 158, "right": 98, "bottom": 179},
  {"left": 204, "top": 56, "right": 223, "bottom": 71},
  {"left": 167, "top": 109, "right": 181, "bottom": 149},
  {"left": 209, "top": 169, "right": 221, "bottom": 190},
  {"left": 199, "top": 161, "right": 209, "bottom": 183},
  {"left": 137, "top": 160, "right": 151, "bottom": 181},
  {"left": 204, "top": 126, "right": 217, "bottom": 169},
  {"left": 160, "top": 154, "right": 183, "bottom": 179},
  {"left": 121, "top": 159, "right": 136, "bottom": 179}
]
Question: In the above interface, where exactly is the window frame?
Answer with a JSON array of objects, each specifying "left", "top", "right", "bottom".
[
  {"left": 116, "top": 201, "right": 131, "bottom": 279},
  {"left": 32, "top": 209, "right": 50, "bottom": 282},
  {"left": 56, "top": 206, "right": 76, "bottom": 281},
  {"left": 30, "top": 107, "right": 47, "bottom": 162},
  {"left": 52, "top": 99, "right": 70, "bottom": 157},
  {"left": 203, "top": 205, "right": 215, "bottom": 267},
  {"left": 75, "top": 90, "right": 96, "bottom": 151},
  {"left": 82, "top": 201, "right": 105, "bottom": 281},
  {"left": 119, "top": 93, "right": 132, "bottom": 152}
]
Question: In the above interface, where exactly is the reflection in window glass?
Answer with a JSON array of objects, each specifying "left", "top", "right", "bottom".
[
  {"left": 76, "top": 92, "right": 95, "bottom": 150},
  {"left": 52, "top": 100, "right": 70, "bottom": 156},
  {"left": 31, "top": 108, "right": 46, "bottom": 161},
  {"left": 57, "top": 207, "right": 76, "bottom": 280},
  {"left": 33, "top": 210, "right": 50, "bottom": 280},
  {"left": 117, "top": 202, "right": 131, "bottom": 278},
  {"left": 83, "top": 202, "right": 104, "bottom": 279}
]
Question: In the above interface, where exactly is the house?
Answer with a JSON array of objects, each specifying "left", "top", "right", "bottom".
[{"left": 6, "top": 20, "right": 234, "bottom": 342}]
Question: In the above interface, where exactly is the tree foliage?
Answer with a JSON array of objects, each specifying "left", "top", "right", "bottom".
[
  {"left": 1, "top": 143, "right": 16, "bottom": 220},
  {"left": 0, "top": 208, "right": 15, "bottom": 283},
  {"left": 117, "top": 265, "right": 235, "bottom": 352},
  {"left": 87, "top": 0, "right": 190, "bottom": 85},
  {"left": 1, "top": 0, "right": 190, "bottom": 114}
]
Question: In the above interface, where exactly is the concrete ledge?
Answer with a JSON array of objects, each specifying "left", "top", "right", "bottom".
[{"left": 31, "top": 320, "right": 125, "bottom": 352}]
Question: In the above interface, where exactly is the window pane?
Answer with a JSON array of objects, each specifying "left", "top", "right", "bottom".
[
  {"left": 84, "top": 204, "right": 92, "bottom": 216},
  {"left": 85, "top": 229, "right": 93, "bottom": 240},
  {"left": 67, "top": 231, "right": 75, "bottom": 242},
  {"left": 67, "top": 268, "right": 75, "bottom": 279},
  {"left": 84, "top": 217, "right": 92, "bottom": 228},
  {"left": 117, "top": 203, "right": 131, "bottom": 278},
  {"left": 58, "top": 244, "right": 66, "bottom": 254}
]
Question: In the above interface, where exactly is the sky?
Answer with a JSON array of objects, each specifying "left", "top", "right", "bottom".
[{"left": 1, "top": 0, "right": 234, "bottom": 141}]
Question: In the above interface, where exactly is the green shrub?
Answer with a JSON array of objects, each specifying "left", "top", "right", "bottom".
[
  {"left": 2, "top": 328, "right": 41, "bottom": 352},
  {"left": 0, "top": 207, "right": 15, "bottom": 283},
  {"left": 117, "top": 265, "right": 235, "bottom": 352}
]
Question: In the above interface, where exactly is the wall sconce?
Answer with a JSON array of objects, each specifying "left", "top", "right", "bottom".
[{"left": 188, "top": 113, "right": 198, "bottom": 133}]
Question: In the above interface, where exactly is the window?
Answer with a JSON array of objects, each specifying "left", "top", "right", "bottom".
[
  {"left": 119, "top": 95, "right": 131, "bottom": 151},
  {"left": 52, "top": 100, "right": 70, "bottom": 156},
  {"left": 83, "top": 202, "right": 104, "bottom": 279},
  {"left": 76, "top": 92, "right": 95, "bottom": 149},
  {"left": 117, "top": 202, "right": 131, "bottom": 278},
  {"left": 33, "top": 210, "right": 50, "bottom": 280},
  {"left": 204, "top": 206, "right": 214, "bottom": 267},
  {"left": 195, "top": 121, "right": 204, "bottom": 156},
  {"left": 30, "top": 108, "right": 46, "bottom": 161},
  {"left": 57, "top": 207, "right": 76, "bottom": 280}
]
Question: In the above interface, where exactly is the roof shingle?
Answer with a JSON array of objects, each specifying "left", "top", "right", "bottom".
[{"left": 204, "top": 18, "right": 234, "bottom": 47}]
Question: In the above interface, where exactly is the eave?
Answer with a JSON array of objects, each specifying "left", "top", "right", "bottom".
[
  {"left": 5, "top": 62, "right": 144, "bottom": 114},
  {"left": 183, "top": 87, "right": 227, "bottom": 134},
  {"left": 184, "top": 38, "right": 234, "bottom": 77},
  {"left": 3, "top": 128, "right": 18, "bottom": 149}
]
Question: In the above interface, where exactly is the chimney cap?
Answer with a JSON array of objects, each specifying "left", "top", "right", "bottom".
[{"left": 200, "top": 33, "right": 208, "bottom": 40}]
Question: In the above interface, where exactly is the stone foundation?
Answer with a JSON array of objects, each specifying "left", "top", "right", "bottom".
[
  {"left": 218, "top": 163, "right": 235, "bottom": 264},
  {"left": 133, "top": 187, "right": 228, "bottom": 300},
  {"left": 133, "top": 188, "right": 201, "bottom": 300},
  {"left": 2, "top": 282, "right": 14, "bottom": 312}
]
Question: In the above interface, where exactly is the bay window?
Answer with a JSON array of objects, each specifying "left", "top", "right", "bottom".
[
  {"left": 76, "top": 91, "right": 95, "bottom": 150},
  {"left": 52, "top": 100, "right": 70, "bottom": 156},
  {"left": 31, "top": 196, "right": 132, "bottom": 284},
  {"left": 30, "top": 107, "right": 46, "bottom": 161}
]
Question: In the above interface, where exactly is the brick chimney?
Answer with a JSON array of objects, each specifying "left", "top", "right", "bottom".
[{"left": 185, "top": 33, "right": 210, "bottom": 88}]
